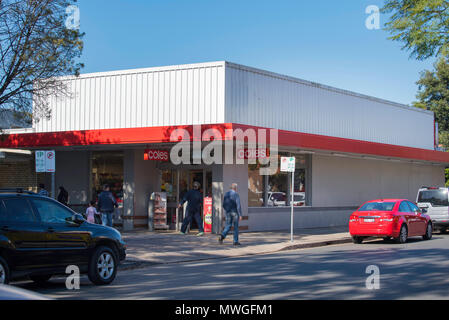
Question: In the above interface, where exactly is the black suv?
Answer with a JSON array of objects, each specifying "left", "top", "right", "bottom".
[{"left": 0, "top": 189, "right": 126, "bottom": 285}]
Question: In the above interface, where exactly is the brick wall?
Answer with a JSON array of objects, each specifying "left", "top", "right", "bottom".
[{"left": 0, "top": 157, "right": 46, "bottom": 192}]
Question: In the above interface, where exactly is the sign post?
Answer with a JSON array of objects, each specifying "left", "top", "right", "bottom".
[
  {"left": 35, "top": 151, "right": 46, "bottom": 173},
  {"left": 35, "top": 150, "right": 56, "bottom": 198},
  {"left": 46, "top": 151, "right": 56, "bottom": 199},
  {"left": 281, "top": 156, "right": 296, "bottom": 242}
]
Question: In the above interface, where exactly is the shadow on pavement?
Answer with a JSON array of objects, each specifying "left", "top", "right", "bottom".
[{"left": 15, "top": 236, "right": 449, "bottom": 300}]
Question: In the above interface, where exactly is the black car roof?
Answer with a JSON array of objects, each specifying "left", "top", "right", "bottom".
[{"left": 0, "top": 190, "right": 41, "bottom": 198}]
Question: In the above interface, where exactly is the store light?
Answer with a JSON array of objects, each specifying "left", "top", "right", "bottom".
[
  {"left": 362, "top": 156, "right": 379, "bottom": 161},
  {"left": 331, "top": 153, "right": 350, "bottom": 158},
  {"left": 0, "top": 149, "right": 32, "bottom": 155}
]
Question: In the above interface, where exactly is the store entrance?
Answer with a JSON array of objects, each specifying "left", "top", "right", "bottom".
[
  {"left": 91, "top": 151, "right": 124, "bottom": 217},
  {"left": 161, "top": 168, "right": 212, "bottom": 231}
]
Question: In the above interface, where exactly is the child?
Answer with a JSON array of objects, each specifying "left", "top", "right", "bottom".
[{"left": 85, "top": 201, "right": 99, "bottom": 224}]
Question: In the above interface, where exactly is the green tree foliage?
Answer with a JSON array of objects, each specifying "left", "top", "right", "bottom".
[
  {"left": 445, "top": 168, "right": 449, "bottom": 186},
  {"left": 438, "top": 131, "right": 449, "bottom": 149},
  {"left": 0, "top": 0, "right": 84, "bottom": 123},
  {"left": 414, "top": 57, "right": 449, "bottom": 148},
  {"left": 382, "top": 0, "right": 449, "bottom": 60},
  {"left": 414, "top": 58, "right": 449, "bottom": 185},
  {"left": 383, "top": 1, "right": 449, "bottom": 186}
]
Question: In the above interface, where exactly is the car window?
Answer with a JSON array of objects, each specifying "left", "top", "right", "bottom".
[
  {"left": 359, "top": 202, "right": 395, "bottom": 211},
  {"left": 0, "top": 201, "right": 7, "bottom": 222},
  {"left": 398, "top": 201, "right": 411, "bottom": 213},
  {"left": 407, "top": 201, "right": 420, "bottom": 214},
  {"left": 3, "top": 198, "right": 36, "bottom": 223},
  {"left": 417, "top": 189, "right": 449, "bottom": 207},
  {"left": 31, "top": 198, "right": 73, "bottom": 224}
]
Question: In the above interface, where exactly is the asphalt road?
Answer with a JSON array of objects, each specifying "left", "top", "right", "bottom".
[{"left": 15, "top": 233, "right": 449, "bottom": 300}]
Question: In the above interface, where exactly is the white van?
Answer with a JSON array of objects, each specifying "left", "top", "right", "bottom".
[{"left": 416, "top": 187, "right": 449, "bottom": 233}]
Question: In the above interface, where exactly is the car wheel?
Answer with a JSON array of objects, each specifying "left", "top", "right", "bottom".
[
  {"left": 396, "top": 225, "right": 408, "bottom": 244},
  {"left": 423, "top": 223, "right": 433, "bottom": 240},
  {"left": 352, "top": 236, "right": 363, "bottom": 244},
  {"left": 30, "top": 275, "right": 52, "bottom": 285},
  {"left": 88, "top": 246, "right": 117, "bottom": 285},
  {"left": 0, "top": 256, "right": 10, "bottom": 285}
]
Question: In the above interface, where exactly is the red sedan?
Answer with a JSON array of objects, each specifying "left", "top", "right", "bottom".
[{"left": 349, "top": 199, "right": 433, "bottom": 244}]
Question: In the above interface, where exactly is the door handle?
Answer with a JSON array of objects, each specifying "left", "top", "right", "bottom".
[{"left": 47, "top": 227, "right": 55, "bottom": 233}]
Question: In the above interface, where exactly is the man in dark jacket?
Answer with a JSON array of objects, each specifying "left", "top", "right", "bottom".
[
  {"left": 219, "top": 183, "right": 243, "bottom": 246},
  {"left": 98, "top": 184, "right": 118, "bottom": 227},
  {"left": 178, "top": 181, "right": 204, "bottom": 236},
  {"left": 57, "top": 186, "right": 69, "bottom": 206}
]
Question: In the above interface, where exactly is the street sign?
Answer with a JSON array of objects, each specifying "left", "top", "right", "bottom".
[
  {"left": 46, "top": 150, "right": 55, "bottom": 172},
  {"left": 36, "top": 150, "right": 56, "bottom": 172},
  {"left": 280, "top": 156, "right": 295, "bottom": 172},
  {"left": 35, "top": 151, "right": 46, "bottom": 172}
]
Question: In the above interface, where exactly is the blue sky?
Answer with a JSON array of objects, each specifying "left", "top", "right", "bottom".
[{"left": 77, "top": 0, "right": 436, "bottom": 106}]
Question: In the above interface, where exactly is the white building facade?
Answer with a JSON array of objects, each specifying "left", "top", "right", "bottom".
[{"left": 1, "top": 61, "right": 448, "bottom": 232}]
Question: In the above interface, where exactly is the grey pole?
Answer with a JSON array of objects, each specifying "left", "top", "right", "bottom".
[
  {"left": 51, "top": 172, "right": 56, "bottom": 199},
  {"left": 290, "top": 171, "right": 294, "bottom": 242}
]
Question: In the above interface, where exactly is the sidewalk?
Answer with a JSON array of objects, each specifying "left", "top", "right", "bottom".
[{"left": 119, "top": 226, "right": 352, "bottom": 270}]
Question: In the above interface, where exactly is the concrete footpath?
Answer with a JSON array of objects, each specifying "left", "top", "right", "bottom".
[{"left": 119, "top": 226, "right": 351, "bottom": 270}]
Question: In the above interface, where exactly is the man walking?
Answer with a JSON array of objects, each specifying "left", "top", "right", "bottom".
[
  {"left": 178, "top": 181, "right": 204, "bottom": 236},
  {"left": 38, "top": 184, "right": 49, "bottom": 197},
  {"left": 219, "top": 183, "right": 242, "bottom": 246},
  {"left": 98, "top": 184, "right": 118, "bottom": 228},
  {"left": 57, "top": 186, "right": 69, "bottom": 206}
]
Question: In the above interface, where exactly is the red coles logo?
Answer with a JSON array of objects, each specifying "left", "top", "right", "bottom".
[
  {"left": 144, "top": 149, "right": 169, "bottom": 162},
  {"left": 237, "top": 148, "right": 270, "bottom": 160}
]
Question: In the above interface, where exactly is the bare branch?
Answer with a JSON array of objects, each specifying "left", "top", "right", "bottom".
[{"left": 0, "top": 0, "right": 84, "bottom": 123}]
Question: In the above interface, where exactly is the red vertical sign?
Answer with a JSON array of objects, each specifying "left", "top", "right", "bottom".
[{"left": 203, "top": 197, "right": 212, "bottom": 233}]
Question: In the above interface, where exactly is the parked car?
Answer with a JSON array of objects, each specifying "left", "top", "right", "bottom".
[
  {"left": 0, "top": 189, "right": 126, "bottom": 285},
  {"left": 293, "top": 192, "right": 306, "bottom": 206},
  {"left": 267, "top": 192, "right": 286, "bottom": 207},
  {"left": 349, "top": 199, "right": 433, "bottom": 244},
  {"left": 262, "top": 192, "right": 305, "bottom": 207},
  {"left": 416, "top": 187, "right": 449, "bottom": 233}
]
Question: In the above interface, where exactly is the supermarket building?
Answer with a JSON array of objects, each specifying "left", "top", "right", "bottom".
[{"left": 1, "top": 61, "right": 448, "bottom": 233}]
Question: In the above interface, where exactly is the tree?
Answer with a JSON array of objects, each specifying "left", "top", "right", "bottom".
[
  {"left": 0, "top": 0, "right": 84, "bottom": 125},
  {"left": 414, "top": 57, "right": 449, "bottom": 148},
  {"left": 382, "top": 0, "right": 449, "bottom": 60},
  {"left": 446, "top": 168, "right": 449, "bottom": 186}
]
